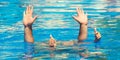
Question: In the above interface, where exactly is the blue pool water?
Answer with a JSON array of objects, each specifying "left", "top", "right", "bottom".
[{"left": 0, "top": 0, "right": 120, "bottom": 60}]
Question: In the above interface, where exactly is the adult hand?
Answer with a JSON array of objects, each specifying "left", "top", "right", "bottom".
[
  {"left": 73, "top": 8, "right": 88, "bottom": 25},
  {"left": 23, "top": 5, "right": 37, "bottom": 27}
]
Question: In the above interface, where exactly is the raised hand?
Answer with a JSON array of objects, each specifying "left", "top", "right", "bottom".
[
  {"left": 23, "top": 5, "right": 37, "bottom": 27},
  {"left": 49, "top": 35, "right": 56, "bottom": 47},
  {"left": 73, "top": 8, "right": 88, "bottom": 25},
  {"left": 72, "top": 8, "right": 88, "bottom": 42},
  {"left": 94, "top": 28, "right": 101, "bottom": 39}
]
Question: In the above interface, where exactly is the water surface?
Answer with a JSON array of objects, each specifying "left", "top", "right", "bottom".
[{"left": 0, "top": 0, "right": 120, "bottom": 60}]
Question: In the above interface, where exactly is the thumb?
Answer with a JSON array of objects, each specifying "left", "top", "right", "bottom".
[
  {"left": 72, "top": 16, "right": 78, "bottom": 20},
  {"left": 33, "top": 15, "right": 38, "bottom": 21}
]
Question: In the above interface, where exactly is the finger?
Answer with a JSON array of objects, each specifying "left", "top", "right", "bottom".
[
  {"left": 79, "top": 8, "right": 84, "bottom": 14},
  {"left": 29, "top": 5, "right": 32, "bottom": 11},
  {"left": 33, "top": 15, "right": 38, "bottom": 21},
  {"left": 80, "top": 9, "right": 85, "bottom": 16},
  {"left": 72, "top": 16, "right": 78, "bottom": 20},
  {"left": 26, "top": 6, "right": 29, "bottom": 13},
  {"left": 81, "top": 9, "right": 84, "bottom": 14},
  {"left": 28, "top": 5, "right": 31, "bottom": 12},
  {"left": 30, "top": 6, "right": 33, "bottom": 14},
  {"left": 78, "top": 8, "right": 82, "bottom": 13},
  {"left": 85, "top": 12, "right": 88, "bottom": 19},
  {"left": 76, "top": 8, "right": 80, "bottom": 16}
]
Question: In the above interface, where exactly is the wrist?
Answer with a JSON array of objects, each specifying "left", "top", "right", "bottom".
[
  {"left": 78, "top": 21, "right": 88, "bottom": 25},
  {"left": 24, "top": 24, "right": 32, "bottom": 28},
  {"left": 24, "top": 23, "right": 32, "bottom": 27},
  {"left": 80, "top": 23, "right": 88, "bottom": 26}
]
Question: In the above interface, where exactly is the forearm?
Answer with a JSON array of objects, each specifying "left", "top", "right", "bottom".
[
  {"left": 24, "top": 26, "right": 34, "bottom": 43},
  {"left": 78, "top": 24, "right": 88, "bottom": 41}
]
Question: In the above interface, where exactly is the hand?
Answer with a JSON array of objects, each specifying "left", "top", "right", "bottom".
[
  {"left": 96, "top": 32, "right": 101, "bottom": 39},
  {"left": 49, "top": 35, "right": 56, "bottom": 47},
  {"left": 73, "top": 8, "right": 88, "bottom": 25},
  {"left": 23, "top": 5, "right": 37, "bottom": 27},
  {"left": 94, "top": 28, "right": 101, "bottom": 38}
]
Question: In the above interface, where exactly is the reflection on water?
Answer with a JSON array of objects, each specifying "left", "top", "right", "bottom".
[{"left": 0, "top": 0, "right": 120, "bottom": 60}]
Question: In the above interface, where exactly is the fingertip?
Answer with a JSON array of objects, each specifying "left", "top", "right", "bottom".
[
  {"left": 76, "top": 7, "right": 79, "bottom": 11},
  {"left": 78, "top": 8, "right": 81, "bottom": 11}
]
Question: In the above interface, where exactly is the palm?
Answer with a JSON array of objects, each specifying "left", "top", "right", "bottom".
[
  {"left": 23, "top": 6, "right": 37, "bottom": 26},
  {"left": 73, "top": 8, "right": 88, "bottom": 24}
]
